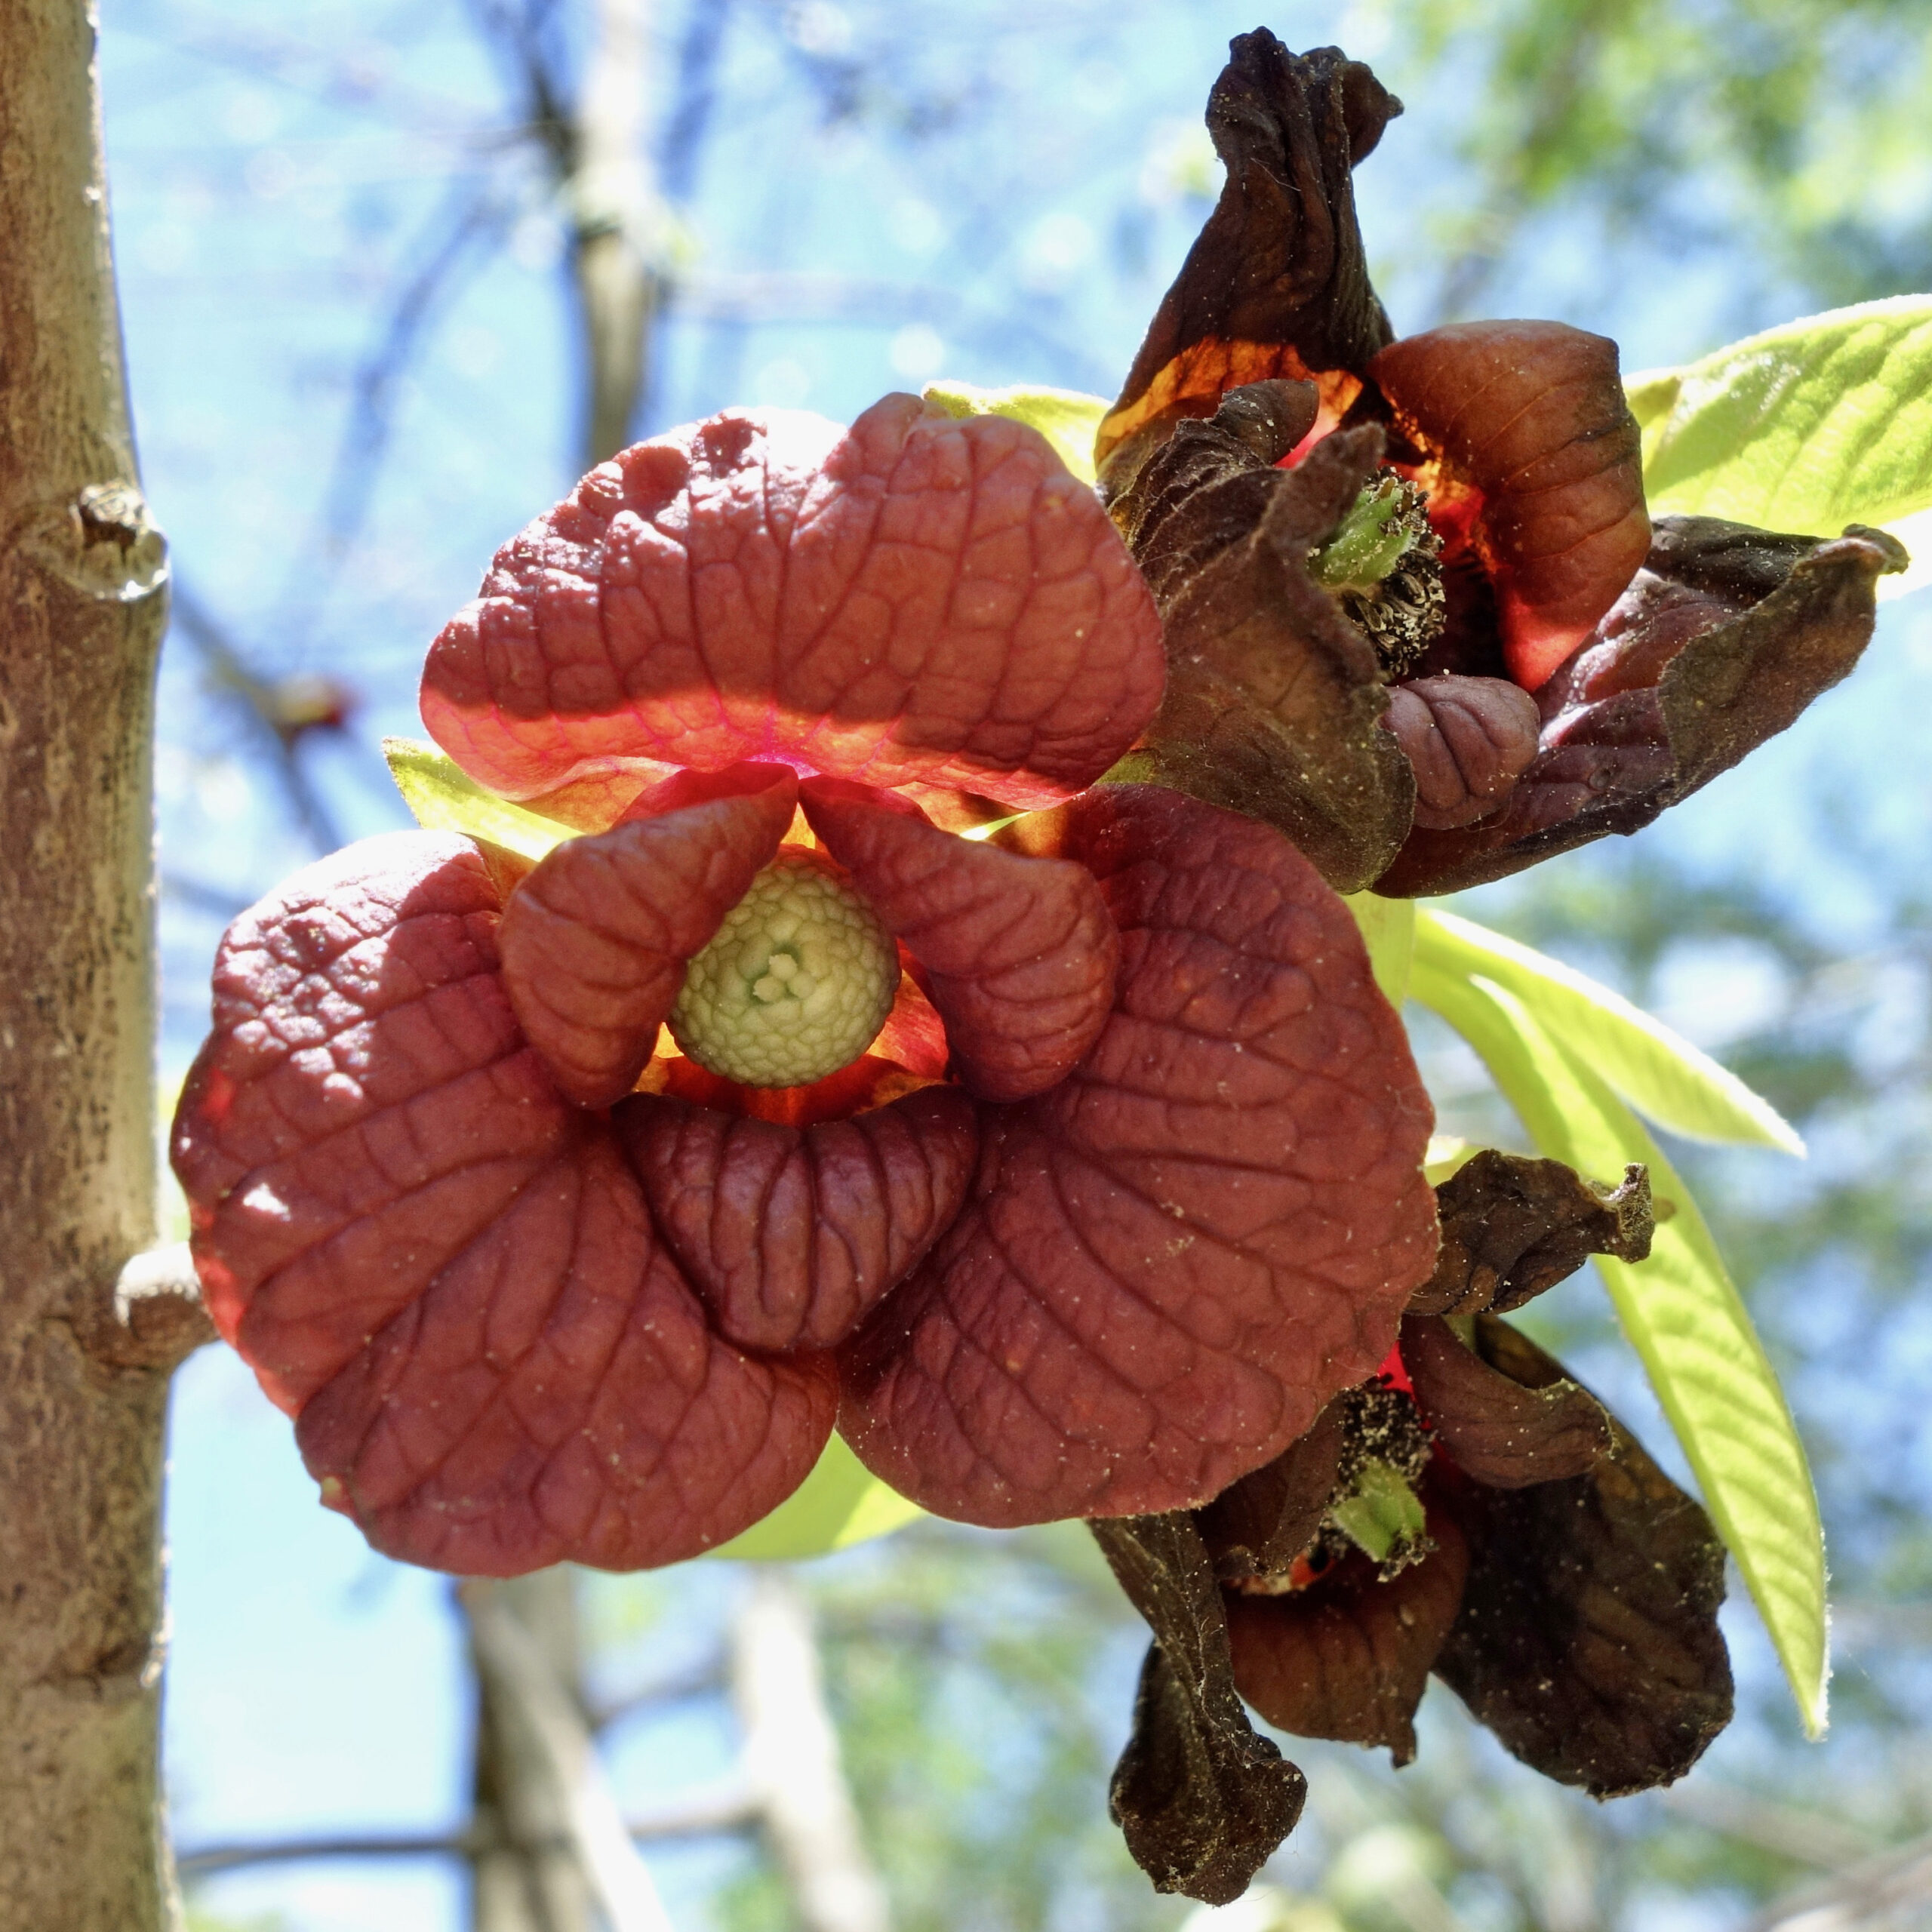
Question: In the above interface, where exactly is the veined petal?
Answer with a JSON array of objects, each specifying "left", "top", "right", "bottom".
[
  {"left": 421, "top": 396, "right": 1164, "bottom": 812},
  {"left": 1224, "top": 1505, "right": 1469, "bottom": 1766},
  {"left": 497, "top": 764, "right": 798, "bottom": 1107},
  {"left": 170, "top": 832, "right": 835, "bottom": 1576},
  {"left": 801, "top": 777, "right": 1118, "bottom": 1102},
  {"left": 615, "top": 1085, "right": 978, "bottom": 1351},
  {"left": 836, "top": 785, "right": 1437, "bottom": 1527},
  {"left": 1369, "top": 321, "right": 1651, "bottom": 690}
]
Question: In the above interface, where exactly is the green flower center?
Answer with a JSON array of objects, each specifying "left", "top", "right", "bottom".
[{"left": 669, "top": 848, "right": 900, "bottom": 1088}]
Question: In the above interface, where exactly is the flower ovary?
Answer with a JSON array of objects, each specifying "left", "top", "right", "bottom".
[
  {"left": 1308, "top": 470, "right": 1447, "bottom": 682},
  {"left": 669, "top": 848, "right": 900, "bottom": 1088}
]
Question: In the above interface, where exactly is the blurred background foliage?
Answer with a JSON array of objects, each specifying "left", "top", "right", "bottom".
[{"left": 116, "top": 1, "right": 1932, "bottom": 1928}]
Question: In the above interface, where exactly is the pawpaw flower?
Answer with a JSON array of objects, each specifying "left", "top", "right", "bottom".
[
  {"left": 1211, "top": 1314, "right": 1733, "bottom": 1794},
  {"left": 171, "top": 393, "right": 1439, "bottom": 1577},
  {"left": 1093, "top": 1151, "right": 1730, "bottom": 1904},
  {"left": 1099, "top": 32, "right": 1906, "bottom": 897}
]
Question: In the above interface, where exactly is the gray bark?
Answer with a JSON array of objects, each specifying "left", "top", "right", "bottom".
[
  {"left": 464, "top": 1572, "right": 674, "bottom": 1932},
  {"left": 733, "top": 1573, "right": 893, "bottom": 1932},
  {"left": 0, "top": 3, "right": 206, "bottom": 1927}
]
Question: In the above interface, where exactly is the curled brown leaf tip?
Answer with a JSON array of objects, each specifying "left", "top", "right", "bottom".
[
  {"left": 1106, "top": 416, "right": 1417, "bottom": 892},
  {"left": 1431, "top": 1318, "right": 1734, "bottom": 1797},
  {"left": 1091, "top": 1515, "right": 1308, "bottom": 1903},
  {"left": 1098, "top": 33, "right": 1399, "bottom": 468},
  {"left": 1401, "top": 1313, "right": 1612, "bottom": 1488},
  {"left": 1377, "top": 517, "right": 1903, "bottom": 896},
  {"left": 1385, "top": 675, "right": 1543, "bottom": 829},
  {"left": 1409, "top": 1149, "right": 1654, "bottom": 1317}
]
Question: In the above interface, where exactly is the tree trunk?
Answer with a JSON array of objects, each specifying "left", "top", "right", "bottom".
[{"left": 0, "top": 2, "right": 201, "bottom": 1925}]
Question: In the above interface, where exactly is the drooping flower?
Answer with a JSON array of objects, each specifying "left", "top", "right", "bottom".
[
  {"left": 172, "top": 393, "right": 1440, "bottom": 1576},
  {"left": 1097, "top": 31, "right": 1906, "bottom": 897},
  {"left": 1092, "top": 1149, "right": 1729, "bottom": 1905}
]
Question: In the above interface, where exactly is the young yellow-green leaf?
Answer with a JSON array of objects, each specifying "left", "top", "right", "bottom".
[
  {"left": 1344, "top": 891, "right": 1417, "bottom": 1006},
  {"left": 709, "top": 1433, "right": 927, "bottom": 1561},
  {"left": 1414, "top": 910, "right": 1804, "bottom": 1155},
  {"left": 1625, "top": 295, "right": 1932, "bottom": 601},
  {"left": 1411, "top": 959, "right": 1829, "bottom": 1736},
  {"left": 384, "top": 736, "right": 577, "bottom": 863},
  {"left": 921, "top": 380, "right": 1109, "bottom": 486}
]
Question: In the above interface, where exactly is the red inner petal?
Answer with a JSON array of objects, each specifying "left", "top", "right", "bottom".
[
  {"left": 496, "top": 767, "right": 797, "bottom": 1107},
  {"left": 801, "top": 777, "right": 1119, "bottom": 1103},
  {"left": 614, "top": 1084, "right": 979, "bottom": 1351},
  {"left": 1371, "top": 321, "right": 1651, "bottom": 691}
]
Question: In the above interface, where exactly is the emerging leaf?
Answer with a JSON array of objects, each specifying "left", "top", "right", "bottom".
[
  {"left": 921, "top": 379, "right": 1109, "bottom": 485},
  {"left": 1630, "top": 294, "right": 1932, "bottom": 599}
]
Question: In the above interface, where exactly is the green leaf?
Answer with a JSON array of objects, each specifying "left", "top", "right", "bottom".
[
  {"left": 384, "top": 736, "right": 577, "bottom": 863},
  {"left": 1414, "top": 910, "right": 1804, "bottom": 1155},
  {"left": 1626, "top": 295, "right": 1932, "bottom": 601},
  {"left": 1344, "top": 892, "right": 1417, "bottom": 1007},
  {"left": 921, "top": 380, "right": 1109, "bottom": 486},
  {"left": 1411, "top": 959, "right": 1829, "bottom": 1736},
  {"left": 708, "top": 1433, "right": 927, "bottom": 1561}
]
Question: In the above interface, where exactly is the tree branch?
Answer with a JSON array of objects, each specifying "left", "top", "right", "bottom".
[
  {"left": 463, "top": 1574, "right": 675, "bottom": 1932},
  {"left": 732, "top": 1571, "right": 893, "bottom": 1932}
]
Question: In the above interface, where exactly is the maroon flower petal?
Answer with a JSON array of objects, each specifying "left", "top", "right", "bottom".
[
  {"left": 1377, "top": 518, "right": 1906, "bottom": 896},
  {"left": 1431, "top": 1317, "right": 1733, "bottom": 1795},
  {"left": 1400, "top": 1313, "right": 1611, "bottom": 1488},
  {"left": 1383, "top": 675, "right": 1541, "bottom": 829},
  {"left": 1091, "top": 1513, "right": 1309, "bottom": 1903},
  {"left": 1097, "top": 32, "right": 1400, "bottom": 475},
  {"left": 612, "top": 1085, "right": 978, "bottom": 1352},
  {"left": 1369, "top": 321, "right": 1651, "bottom": 691},
  {"left": 835, "top": 785, "right": 1438, "bottom": 1527},
  {"left": 495, "top": 765, "right": 797, "bottom": 1107},
  {"left": 1223, "top": 1506, "right": 1469, "bottom": 1765},
  {"left": 420, "top": 395, "right": 1165, "bottom": 812},
  {"left": 170, "top": 832, "right": 835, "bottom": 1575},
  {"left": 800, "top": 777, "right": 1119, "bottom": 1102}
]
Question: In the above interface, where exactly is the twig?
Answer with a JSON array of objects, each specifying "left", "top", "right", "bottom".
[
  {"left": 732, "top": 1571, "right": 892, "bottom": 1932},
  {"left": 1744, "top": 1828, "right": 1932, "bottom": 1931},
  {"left": 166, "top": 580, "right": 344, "bottom": 855},
  {"left": 176, "top": 1785, "right": 759, "bottom": 1878}
]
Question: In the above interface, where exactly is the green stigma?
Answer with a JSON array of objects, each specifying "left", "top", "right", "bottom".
[
  {"left": 1306, "top": 469, "right": 1447, "bottom": 681},
  {"left": 1308, "top": 473, "right": 1423, "bottom": 593},
  {"left": 1327, "top": 1458, "right": 1430, "bottom": 1574},
  {"left": 669, "top": 848, "right": 899, "bottom": 1088}
]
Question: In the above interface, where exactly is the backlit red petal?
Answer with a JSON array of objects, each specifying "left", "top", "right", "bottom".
[{"left": 421, "top": 396, "right": 1164, "bottom": 809}]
